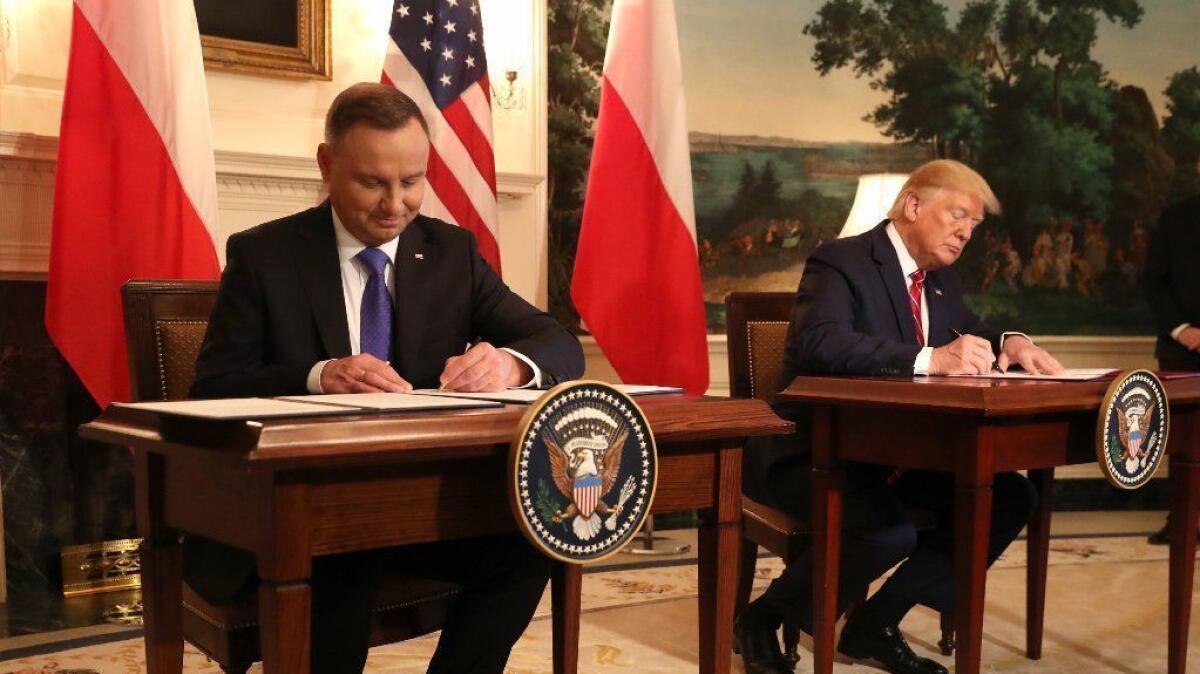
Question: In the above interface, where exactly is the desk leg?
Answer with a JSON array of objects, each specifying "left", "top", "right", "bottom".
[
  {"left": 135, "top": 452, "right": 183, "bottom": 674},
  {"left": 954, "top": 480, "right": 992, "bottom": 674},
  {"left": 141, "top": 537, "right": 183, "bottom": 673},
  {"left": 1026, "top": 467, "right": 1053, "bottom": 660},
  {"left": 812, "top": 406, "right": 842, "bottom": 674},
  {"left": 257, "top": 481, "right": 312, "bottom": 673},
  {"left": 811, "top": 466, "right": 842, "bottom": 674},
  {"left": 697, "top": 440, "right": 741, "bottom": 674},
  {"left": 552, "top": 562, "right": 582, "bottom": 674},
  {"left": 258, "top": 581, "right": 310, "bottom": 673},
  {"left": 1168, "top": 418, "right": 1200, "bottom": 674}
]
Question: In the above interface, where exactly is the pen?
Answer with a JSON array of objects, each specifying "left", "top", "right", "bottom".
[{"left": 949, "top": 328, "right": 1004, "bottom": 372}]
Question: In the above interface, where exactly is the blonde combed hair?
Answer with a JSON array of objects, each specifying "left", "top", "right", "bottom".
[{"left": 886, "top": 159, "right": 1001, "bottom": 221}]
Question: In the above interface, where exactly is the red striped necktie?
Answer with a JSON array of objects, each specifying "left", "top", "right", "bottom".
[{"left": 909, "top": 269, "right": 926, "bottom": 346}]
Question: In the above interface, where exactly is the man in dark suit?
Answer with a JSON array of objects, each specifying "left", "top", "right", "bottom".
[
  {"left": 736, "top": 160, "right": 1064, "bottom": 674},
  {"left": 188, "top": 83, "right": 584, "bottom": 673},
  {"left": 1145, "top": 153, "right": 1200, "bottom": 545}
]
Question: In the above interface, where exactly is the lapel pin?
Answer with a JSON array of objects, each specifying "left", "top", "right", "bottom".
[
  {"left": 934, "top": 288, "right": 943, "bottom": 296},
  {"left": 414, "top": 253, "right": 425, "bottom": 260}
]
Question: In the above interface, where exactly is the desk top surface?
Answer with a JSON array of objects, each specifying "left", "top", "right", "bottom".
[
  {"left": 80, "top": 394, "right": 791, "bottom": 470},
  {"left": 780, "top": 372, "right": 1200, "bottom": 416}
]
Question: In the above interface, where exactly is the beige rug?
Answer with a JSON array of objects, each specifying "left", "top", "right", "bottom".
[{"left": 1, "top": 535, "right": 1195, "bottom": 673}]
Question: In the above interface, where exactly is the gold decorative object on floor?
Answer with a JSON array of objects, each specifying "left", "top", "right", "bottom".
[
  {"left": 103, "top": 599, "right": 145, "bottom": 626},
  {"left": 60, "top": 538, "right": 143, "bottom": 597}
]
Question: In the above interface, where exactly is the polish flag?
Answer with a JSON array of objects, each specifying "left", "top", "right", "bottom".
[
  {"left": 571, "top": 0, "right": 709, "bottom": 394},
  {"left": 45, "top": 1, "right": 220, "bottom": 409}
]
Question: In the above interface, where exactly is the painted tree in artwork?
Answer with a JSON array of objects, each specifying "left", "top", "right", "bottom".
[
  {"left": 804, "top": 0, "right": 1147, "bottom": 251},
  {"left": 1162, "top": 67, "right": 1200, "bottom": 200},
  {"left": 803, "top": 0, "right": 996, "bottom": 162},
  {"left": 1107, "top": 85, "right": 1175, "bottom": 239},
  {"left": 547, "top": 0, "right": 609, "bottom": 330},
  {"left": 981, "top": 0, "right": 1143, "bottom": 244}
]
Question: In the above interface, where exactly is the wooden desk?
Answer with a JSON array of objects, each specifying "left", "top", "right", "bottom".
[
  {"left": 80, "top": 395, "right": 790, "bottom": 674},
  {"left": 779, "top": 374, "right": 1200, "bottom": 674}
]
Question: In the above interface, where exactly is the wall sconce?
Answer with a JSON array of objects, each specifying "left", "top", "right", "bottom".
[
  {"left": 839, "top": 173, "right": 908, "bottom": 238},
  {"left": 491, "top": 69, "right": 526, "bottom": 111}
]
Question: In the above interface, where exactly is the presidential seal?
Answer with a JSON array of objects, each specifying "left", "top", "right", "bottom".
[
  {"left": 1097, "top": 369, "right": 1169, "bottom": 490},
  {"left": 509, "top": 381, "right": 657, "bottom": 563}
]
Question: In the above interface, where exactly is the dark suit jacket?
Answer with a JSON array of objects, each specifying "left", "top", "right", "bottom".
[
  {"left": 745, "top": 221, "right": 1000, "bottom": 500},
  {"left": 1145, "top": 195, "right": 1200, "bottom": 371},
  {"left": 184, "top": 201, "right": 584, "bottom": 602},
  {"left": 191, "top": 201, "right": 584, "bottom": 397}
]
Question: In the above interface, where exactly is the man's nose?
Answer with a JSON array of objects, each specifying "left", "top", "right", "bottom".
[{"left": 380, "top": 186, "right": 403, "bottom": 214}]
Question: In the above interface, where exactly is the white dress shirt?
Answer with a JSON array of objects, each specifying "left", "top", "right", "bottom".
[
  {"left": 885, "top": 223, "right": 935, "bottom": 373},
  {"left": 885, "top": 223, "right": 1025, "bottom": 375},
  {"left": 305, "top": 210, "right": 541, "bottom": 392}
]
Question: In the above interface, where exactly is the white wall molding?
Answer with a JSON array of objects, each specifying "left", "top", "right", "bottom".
[
  {"left": 0, "top": 131, "right": 57, "bottom": 160},
  {"left": 0, "top": 132, "right": 546, "bottom": 288},
  {"left": 0, "top": 242, "right": 48, "bottom": 275},
  {"left": 497, "top": 171, "right": 544, "bottom": 198},
  {"left": 214, "top": 148, "right": 320, "bottom": 182},
  {"left": 215, "top": 175, "right": 322, "bottom": 203}
]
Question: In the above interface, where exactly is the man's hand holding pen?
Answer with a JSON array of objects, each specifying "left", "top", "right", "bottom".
[
  {"left": 929, "top": 328, "right": 998, "bottom": 375},
  {"left": 930, "top": 328, "right": 1066, "bottom": 376}
]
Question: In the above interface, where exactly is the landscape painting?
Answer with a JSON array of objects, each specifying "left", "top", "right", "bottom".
[{"left": 548, "top": 0, "right": 1200, "bottom": 334}]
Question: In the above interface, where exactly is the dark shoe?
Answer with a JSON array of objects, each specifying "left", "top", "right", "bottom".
[
  {"left": 838, "top": 621, "right": 947, "bottom": 674},
  {"left": 1147, "top": 519, "right": 1200, "bottom": 546},
  {"left": 734, "top": 614, "right": 794, "bottom": 673}
]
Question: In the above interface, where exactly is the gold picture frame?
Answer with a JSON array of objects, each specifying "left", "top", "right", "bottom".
[{"left": 196, "top": 0, "right": 331, "bottom": 80}]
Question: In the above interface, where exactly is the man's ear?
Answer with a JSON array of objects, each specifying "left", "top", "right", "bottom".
[
  {"left": 316, "top": 142, "right": 333, "bottom": 182},
  {"left": 903, "top": 191, "right": 921, "bottom": 222}
]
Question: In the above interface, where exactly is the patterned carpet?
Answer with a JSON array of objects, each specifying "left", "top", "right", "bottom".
[{"left": 0, "top": 535, "right": 1193, "bottom": 673}]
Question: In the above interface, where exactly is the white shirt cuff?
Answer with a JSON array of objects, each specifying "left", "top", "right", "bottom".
[
  {"left": 1000, "top": 331, "right": 1031, "bottom": 349},
  {"left": 1172, "top": 323, "right": 1191, "bottom": 341},
  {"left": 913, "top": 347, "right": 934, "bottom": 375},
  {"left": 307, "top": 360, "right": 331, "bottom": 394},
  {"left": 501, "top": 348, "right": 542, "bottom": 388}
]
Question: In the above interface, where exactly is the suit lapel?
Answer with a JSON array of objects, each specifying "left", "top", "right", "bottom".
[
  {"left": 294, "top": 202, "right": 352, "bottom": 359},
  {"left": 392, "top": 219, "right": 435, "bottom": 375},
  {"left": 925, "top": 272, "right": 949, "bottom": 348},
  {"left": 870, "top": 221, "right": 919, "bottom": 345}
]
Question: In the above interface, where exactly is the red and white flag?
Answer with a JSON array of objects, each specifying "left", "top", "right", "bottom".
[
  {"left": 46, "top": 0, "right": 220, "bottom": 409},
  {"left": 381, "top": 0, "right": 502, "bottom": 274},
  {"left": 572, "top": 0, "right": 709, "bottom": 394}
]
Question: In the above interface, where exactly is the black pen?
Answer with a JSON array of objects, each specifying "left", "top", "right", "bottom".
[{"left": 949, "top": 328, "right": 1004, "bottom": 373}]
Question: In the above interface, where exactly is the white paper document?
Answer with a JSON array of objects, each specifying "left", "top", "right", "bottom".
[
  {"left": 409, "top": 383, "right": 685, "bottom": 405},
  {"left": 409, "top": 388, "right": 545, "bottom": 404},
  {"left": 937, "top": 368, "right": 1117, "bottom": 381},
  {"left": 276, "top": 393, "right": 501, "bottom": 411},
  {"left": 113, "top": 397, "right": 355, "bottom": 420},
  {"left": 615, "top": 384, "right": 685, "bottom": 396}
]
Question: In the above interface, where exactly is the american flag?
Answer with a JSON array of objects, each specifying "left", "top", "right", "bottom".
[
  {"left": 574, "top": 474, "right": 603, "bottom": 518},
  {"left": 382, "top": 0, "right": 501, "bottom": 273}
]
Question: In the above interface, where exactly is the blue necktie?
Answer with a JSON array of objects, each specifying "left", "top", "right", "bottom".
[{"left": 356, "top": 247, "right": 392, "bottom": 362}]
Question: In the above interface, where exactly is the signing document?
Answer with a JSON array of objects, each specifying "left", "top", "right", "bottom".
[{"left": 937, "top": 368, "right": 1117, "bottom": 381}]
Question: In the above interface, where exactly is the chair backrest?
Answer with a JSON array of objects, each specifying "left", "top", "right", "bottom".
[
  {"left": 121, "top": 280, "right": 219, "bottom": 402},
  {"left": 725, "top": 292, "right": 794, "bottom": 402}
]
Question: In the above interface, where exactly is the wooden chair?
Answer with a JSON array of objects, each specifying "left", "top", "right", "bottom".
[
  {"left": 121, "top": 279, "right": 583, "bottom": 674},
  {"left": 726, "top": 291, "right": 957, "bottom": 660}
]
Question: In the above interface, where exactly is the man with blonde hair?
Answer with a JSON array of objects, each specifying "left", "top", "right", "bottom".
[{"left": 736, "top": 160, "right": 1063, "bottom": 674}]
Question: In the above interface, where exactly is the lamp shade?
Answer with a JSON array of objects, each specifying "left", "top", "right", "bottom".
[{"left": 839, "top": 173, "right": 908, "bottom": 239}]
